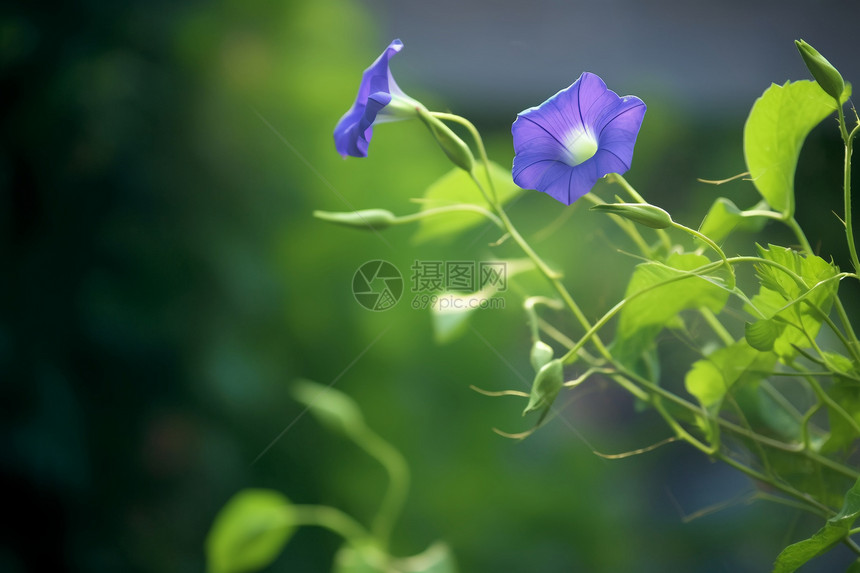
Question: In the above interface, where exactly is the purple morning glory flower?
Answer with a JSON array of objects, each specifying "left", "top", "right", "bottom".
[
  {"left": 334, "top": 39, "right": 422, "bottom": 158},
  {"left": 512, "top": 72, "right": 646, "bottom": 205}
]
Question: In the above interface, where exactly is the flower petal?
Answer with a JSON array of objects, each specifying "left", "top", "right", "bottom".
[{"left": 334, "top": 39, "right": 405, "bottom": 158}]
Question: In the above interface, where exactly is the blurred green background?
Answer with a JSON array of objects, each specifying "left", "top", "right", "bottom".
[{"left": 2, "top": 0, "right": 858, "bottom": 571}]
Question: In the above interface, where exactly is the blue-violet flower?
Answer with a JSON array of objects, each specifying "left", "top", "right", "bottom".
[
  {"left": 512, "top": 72, "right": 646, "bottom": 205},
  {"left": 334, "top": 39, "right": 422, "bottom": 158}
]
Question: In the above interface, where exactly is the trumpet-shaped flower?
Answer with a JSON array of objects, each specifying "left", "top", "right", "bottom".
[
  {"left": 512, "top": 72, "right": 646, "bottom": 205},
  {"left": 334, "top": 39, "right": 422, "bottom": 158}
]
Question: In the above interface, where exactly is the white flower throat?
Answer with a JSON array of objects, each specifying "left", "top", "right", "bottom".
[{"left": 562, "top": 129, "right": 598, "bottom": 166}]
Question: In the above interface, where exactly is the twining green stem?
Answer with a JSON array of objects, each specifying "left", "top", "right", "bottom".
[
  {"left": 714, "top": 455, "right": 832, "bottom": 518},
  {"left": 841, "top": 119, "right": 860, "bottom": 272},
  {"left": 760, "top": 381, "right": 806, "bottom": 425},
  {"left": 351, "top": 426, "right": 409, "bottom": 551},
  {"left": 555, "top": 260, "right": 724, "bottom": 365},
  {"left": 699, "top": 307, "right": 735, "bottom": 346},
  {"left": 784, "top": 216, "right": 814, "bottom": 254},
  {"left": 494, "top": 199, "right": 616, "bottom": 360},
  {"left": 555, "top": 255, "right": 758, "bottom": 365},
  {"left": 670, "top": 221, "right": 735, "bottom": 285},
  {"left": 802, "top": 371, "right": 860, "bottom": 436},
  {"left": 816, "top": 307, "right": 860, "bottom": 365},
  {"left": 781, "top": 202, "right": 860, "bottom": 361},
  {"left": 430, "top": 112, "right": 498, "bottom": 203},
  {"left": 290, "top": 505, "right": 374, "bottom": 544},
  {"left": 536, "top": 317, "right": 602, "bottom": 366},
  {"left": 396, "top": 204, "right": 504, "bottom": 228},
  {"left": 755, "top": 490, "right": 834, "bottom": 516},
  {"left": 835, "top": 298, "right": 860, "bottom": 362},
  {"left": 652, "top": 395, "right": 715, "bottom": 455},
  {"left": 800, "top": 403, "right": 823, "bottom": 450},
  {"left": 436, "top": 113, "right": 615, "bottom": 363},
  {"left": 524, "top": 296, "right": 563, "bottom": 342},
  {"left": 724, "top": 391, "right": 774, "bottom": 477},
  {"left": 431, "top": 110, "right": 860, "bottom": 518},
  {"left": 431, "top": 113, "right": 609, "bottom": 359}
]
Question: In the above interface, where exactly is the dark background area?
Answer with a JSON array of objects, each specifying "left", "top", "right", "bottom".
[{"left": 2, "top": 0, "right": 858, "bottom": 571}]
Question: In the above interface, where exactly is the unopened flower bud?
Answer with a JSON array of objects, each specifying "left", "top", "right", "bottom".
[
  {"left": 590, "top": 202, "right": 673, "bottom": 229},
  {"left": 795, "top": 39, "right": 845, "bottom": 103},
  {"left": 313, "top": 209, "right": 397, "bottom": 230},
  {"left": 416, "top": 107, "right": 475, "bottom": 172},
  {"left": 530, "top": 340, "right": 554, "bottom": 372},
  {"left": 523, "top": 359, "right": 563, "bottom": 415}
]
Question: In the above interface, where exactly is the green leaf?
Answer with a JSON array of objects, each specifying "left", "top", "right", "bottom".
[
  {"left": 743, "top": 80, "right": 837, "bottom": 217},
  {"left": 745, "top": 319, "right": 783, "bottom": 351},
  {"left": 206, "top": 489, "right": 295, "bottom": 573},
  {"left": 823, "top": 352, "right": 858, "bottom": 378},
  {"left": 747, "top": 245, "right": 839, "bottom": 361},
  {"left": 698, "top": 197, "right": 768, "bottom": 244},
  {"left": 412, "top": 161, "right": 521, "bottom": 243},
  {"left": 612, "top": 253, "right": 730, "bottom": 367},
  {"left": 685, "top": 339, "right": 776, "bottom": 409},
  {"left": 292, "top": 379, "right": 365, "bottom": 435},
  {"left": 773, "top": 477, "right": 860, "bottom": 573}
]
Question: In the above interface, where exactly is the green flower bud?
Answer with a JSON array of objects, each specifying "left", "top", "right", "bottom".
[
  {"left": 313, "top": 209, "right": 397, "bottom": 230},
  {"left": 530, "top": 340, "right": 554, "bottom": 372},
  {"left": 523, "top": 359, "right": 563, "bottom": 415},
  {"left": 590, "top": 202, "right": 673, "bottom": 229},
  {"left": 416, "top": 107, "right": 475, "bottom": 172},
  {"left": 795, "top": 39, "right": 845, "bottom": 103}
]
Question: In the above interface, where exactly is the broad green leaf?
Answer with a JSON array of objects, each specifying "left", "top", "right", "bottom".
[
  {"left": 206, "top": 489, "right": 295, "bottom": 573},
  {"left": 292, "top": 379, "right": 365, "bottom": 435},
  {"left": 744, "top": 80, "right": 836, "bottom": 217},
  {"left": 612, "top": 253, "right": 730, "bottom": 367},
  {"left": 746, "top": 383, "right": 804, "bottom": 442},
  {"left": 698, "top": 197, "right": 768, "bottom": 244},
  {"left": 823, "top": 352, "right": 858, "bottom": 378},
  {"left": 412, "top": 161, "right": 521, "bottom": 243},
  {"left": 685, "top": 339, "right": 776, "bottom": 409},
  {"left": 747, "top": 245, "right": 839, "bottom": 361},
  {"left": 745, "top": 319, "right": 783, "bottom": 351},
  {"left": 773, "top": 476, "right": 860, "bottom": 573}
]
